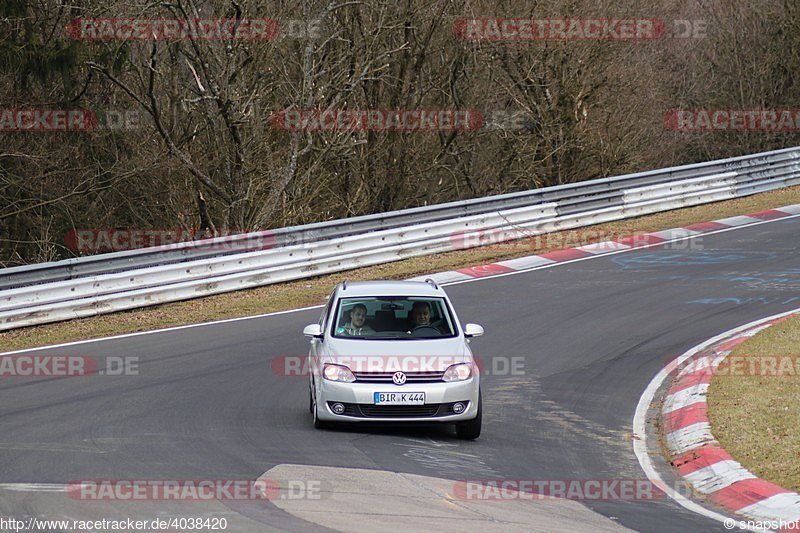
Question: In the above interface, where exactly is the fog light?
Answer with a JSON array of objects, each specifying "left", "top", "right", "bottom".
[
  {"left": 452, "top": 402, "right": 466, "bottom": 414},
  {"left": 331, "top": 403, "right": 345, "bottom": 415}
]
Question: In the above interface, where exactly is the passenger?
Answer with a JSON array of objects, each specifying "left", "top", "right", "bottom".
[{"left": 340, "top": 303, "right": 375, "bottom": 336}]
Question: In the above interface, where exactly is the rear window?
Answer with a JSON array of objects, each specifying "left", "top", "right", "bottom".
[{"left": 331, "top": 296, "right": 457, "bottom": 339}]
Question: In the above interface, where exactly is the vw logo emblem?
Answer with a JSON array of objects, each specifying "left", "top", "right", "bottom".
[{"left": 392, "top": 371, "right": 407, "bottom": 385}]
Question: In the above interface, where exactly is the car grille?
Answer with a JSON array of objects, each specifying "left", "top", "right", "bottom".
[
  {"left": 352, "top": 371, "right": 446, "bottom": 383},
  {"left": 358, "top": 404, "right": 441, "bottom": 417},
  {"left": 327, "top": 401, "right": 469, "bottom": 418}
]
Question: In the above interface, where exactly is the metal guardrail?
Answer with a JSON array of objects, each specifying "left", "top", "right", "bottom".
[
  {"left": 2, "top": 145, "right": 799, "bottom": 291},
  {"left": 1, "top": 146, "right": 799, "bottom": 331}
]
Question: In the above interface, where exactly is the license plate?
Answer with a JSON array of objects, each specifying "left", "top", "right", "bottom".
[{"left": 373, "top": 392, "right": 425, "bottom": 405}]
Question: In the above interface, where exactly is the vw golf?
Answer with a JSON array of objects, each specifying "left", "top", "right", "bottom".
[{"left": 303, "top": 279, "right": 484, "bottom": 439}]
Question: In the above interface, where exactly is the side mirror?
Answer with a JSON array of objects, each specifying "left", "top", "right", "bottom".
[
  {"left": 464, "top": 323, "right": 484, "bottom": 338},
  {"left": 303, "top": 324, "right": 323, "bottom": 338}
]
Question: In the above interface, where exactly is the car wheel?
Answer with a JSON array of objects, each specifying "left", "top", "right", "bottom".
[
  {"left": 311, "top": 385, "right": 328, "bottom": 429},
  {"left": 455, "top": 391, "right": 482, "bottom": 440}
]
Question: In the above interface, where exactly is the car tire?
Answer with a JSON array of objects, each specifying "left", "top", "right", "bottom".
[
  {"left": 311, "top": 385, "right": 328, "bottom": 429},
  {"left": 455, "top": 391, "right": 482, "bottom": 440}
]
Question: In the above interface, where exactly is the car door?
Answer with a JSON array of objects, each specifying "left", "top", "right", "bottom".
[{"left": 310, "top": 290, "right": 335, "bottom": 376}]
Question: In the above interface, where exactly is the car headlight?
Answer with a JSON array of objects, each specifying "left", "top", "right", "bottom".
[
  {"left": 443, "top": 363, "right": 472, "bottom": 382},
  {"left": 323, "top": 364, "right": 356, "bottom": 383}
]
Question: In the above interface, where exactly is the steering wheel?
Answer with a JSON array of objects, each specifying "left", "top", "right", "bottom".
[{"left": 409, "top": 325, "right": 441, "bottom": 337}]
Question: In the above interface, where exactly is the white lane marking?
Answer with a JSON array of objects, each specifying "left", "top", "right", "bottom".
[
  {"left": 0, "top": 483, "right": 68, "bottom": 492},
  {"left": 3, "top": 208, "right": 800, "bottom": 356},
  {"left": 738, "top": 324, "right": 776, "bottom": 338},
  {"left": 0, "top": 303, "right": 326, "bottom": 355},
  {"left": 633, "top": 307, "right": 800, "bottom": 532},
  {"left": 683, "top": 460, "right": 756, "bottom": 494}
]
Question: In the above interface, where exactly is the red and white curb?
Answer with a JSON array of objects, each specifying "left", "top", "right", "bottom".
[
  {"left": 410, "top": 205, "right": 800, "bottom": 285},
  {"left": 661, "top": 312, "right": 800, "bottom": 530}
]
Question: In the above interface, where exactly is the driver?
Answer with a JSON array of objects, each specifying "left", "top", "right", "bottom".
[
  {"left": 407, "top": 301, "right": 435, "bottom": 332},
  {"left": 340, "top": 303, "right": 375, "bottom": 336}
]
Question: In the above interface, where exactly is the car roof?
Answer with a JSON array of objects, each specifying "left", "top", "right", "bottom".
[{"left": 335, "top": 280, "right": 445, "bottom": 298}]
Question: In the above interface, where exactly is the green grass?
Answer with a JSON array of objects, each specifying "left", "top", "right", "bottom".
[{"left": 708, "top": 314, "right": 800, "bottom": 491}]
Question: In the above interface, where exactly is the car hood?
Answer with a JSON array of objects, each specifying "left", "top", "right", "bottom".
[{"left": 321, "top": 337, "right": 471, "bottom": 372}]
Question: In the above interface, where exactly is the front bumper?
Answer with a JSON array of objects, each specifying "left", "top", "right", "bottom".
[{"left": 316, "top": 377, "right": 479, "bottom": 423}]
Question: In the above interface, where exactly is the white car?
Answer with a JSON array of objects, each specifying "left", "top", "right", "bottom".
[{"left": 303, "top": 279, "right": 484, "bottom": 439}]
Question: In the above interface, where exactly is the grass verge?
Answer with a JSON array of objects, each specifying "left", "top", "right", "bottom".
[
  {"left": 2, "top": 185, "right": 800, "bottom": 353},
  {"left": 707, "top": 314, "right": 800, "bottom": 492}
]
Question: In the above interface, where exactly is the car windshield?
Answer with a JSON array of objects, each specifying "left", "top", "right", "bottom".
[{"left": 331, "top": 296, "right": 457, "bottom": 339}]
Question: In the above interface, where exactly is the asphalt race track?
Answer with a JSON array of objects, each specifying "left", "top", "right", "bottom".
[{"left": 2, "top": 215, "right": 799, "bottom": 532}]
